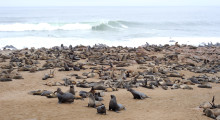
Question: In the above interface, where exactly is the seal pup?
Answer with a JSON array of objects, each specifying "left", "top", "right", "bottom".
[
  {"left": 69, "top": 85, "right": 75, "bottom": 95},
  {"left": 42, "top": 70, "right": 54, "bottom": 80},
  {"left": 56, "top": 88, "right": 74, "bottom": 104},
  {"left": 41, "top": 90, "right": 53, "bottom": 96},
  {"left": 127, "top": 88, "right": 150, "bottom": 99},
  {"left": 88, "top": 93, "right": 102, "bottom": 108},
  {"left": 109, "top": 95, "right": 125, "bottom": 112},
  {"left": 97, "top": 105, "right": 106, "bottom": 115},
  {"left": 46, "top": 92, "right": 57, "bottom": 98}
]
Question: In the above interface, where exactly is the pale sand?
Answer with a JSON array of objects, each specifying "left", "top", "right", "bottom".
[
  {"left": 0, "top": 66, "right": 219, "bottom": 120},
  {"left": 0, "top": 48, "right": 219, "bottom": 120}
]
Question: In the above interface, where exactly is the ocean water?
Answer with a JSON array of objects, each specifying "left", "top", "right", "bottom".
[{"left": 0, "top": 6, "right": 220, "bottom": 49}]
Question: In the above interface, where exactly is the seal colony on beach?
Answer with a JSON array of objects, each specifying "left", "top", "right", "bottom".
[{"left": 0, "top": 43, "right": 220, "bottom": 119}]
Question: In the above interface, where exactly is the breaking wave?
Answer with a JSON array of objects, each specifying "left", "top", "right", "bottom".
[
  {"left": 0, "top": 21, "right": 131, "bottom": 32},
  {"left": 91, "top": 21, "right": 129, "bottom": 31}
]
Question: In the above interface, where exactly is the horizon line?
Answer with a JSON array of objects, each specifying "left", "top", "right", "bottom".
[{"left": 0, "top": 5, "right": 220, "bottom": 7}]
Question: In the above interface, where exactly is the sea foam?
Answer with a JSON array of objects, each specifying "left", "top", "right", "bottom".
[
  {"left": 0, "top": 37, "right": 219, "bottom": 49},
  {"left": 0, "top": 23, "right": 92, "bottom": 31},
  {"left": 0, "top": 21, "right": 129, "bottom": 32}
]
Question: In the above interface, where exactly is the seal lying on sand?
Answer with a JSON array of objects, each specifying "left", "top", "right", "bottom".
[
  {"left": 94, "top": 93, "right": 104, "bottom": 101},
  {"left": 97, "top": 105, "right": 106, "bottom": 115},
  {"left": 46, "top": 92, "right": 57, "bottom": 98},
  {"left": 210, "top": 96, "right": 220, "bottom": 109},
  {"left": 109, "top": 95, "right": 125, "bottom": 112},
  {"left": 79, "top": 91, "right": 88, "bottom": 98},
  {"left": 198, "top": 83, "right": 212, "bottom": 88},
  {"left": 127, "top": 88, "right": 150, "bottom": 99},
  {"left": 0, "top": 78, "right": 12, "bottom": 82},
  {"left": 203, "top": 108, "right": 220, "bottom": 119},
  {"left": 56, "top": 88, "right": 74, "bottom": 104},
  {"left": 41, "top": 90, "right": 53, "bottom": 96},
  {"left": 200, "top": 96, "right": 220, "bottom": 109},
  {"left": 42, "top": 70, "right": 54, "bottom": 80},
  {"left": 29, "top": 90, "right": 47, "bottom": 95}
]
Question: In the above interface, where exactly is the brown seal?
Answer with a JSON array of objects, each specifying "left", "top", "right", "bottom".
[
  {"left": 127, "top": 88, "right": 150, "bottom": 99},
  {"left": 109, "top": 95, "right": 125, "bottom": 112}
]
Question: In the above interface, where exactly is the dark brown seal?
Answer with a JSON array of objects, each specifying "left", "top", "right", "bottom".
[{"left": 109, "top": 95, "right": 125, "bottom": 112}]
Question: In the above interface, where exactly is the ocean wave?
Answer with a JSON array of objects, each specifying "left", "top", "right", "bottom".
[
  {"left": 0, "top": 20, "right": 131, "bottom": 32},
  {"left": 92, "top": 21, "right": 128, "bottom": 31},
  {"left": 0, "top": 20, "right": 215, "bottom": 32}
]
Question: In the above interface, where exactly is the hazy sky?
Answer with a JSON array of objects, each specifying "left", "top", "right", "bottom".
[{"left": 0, "top": 0, "right": 220, "bottom": 7}]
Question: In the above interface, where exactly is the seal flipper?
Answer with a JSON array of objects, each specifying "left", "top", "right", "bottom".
[{"left": 115, "top": 111, "right": 119, "bottom": 113}]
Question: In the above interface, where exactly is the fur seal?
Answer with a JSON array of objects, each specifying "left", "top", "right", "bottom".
[
  {"left": 41, "top": 90, "right": 53, "bottom": 96},
  {"left": 45, "top": 81, "right": 63, "bottom": 86},
  {"left": 180, "top": 84, "right": 193, "bottom": 90},
  {"left": 200, "top": 96, "right": 220, "bottom": 109},
  {"left": 161, "top": 85, "right": 168, "bottom": 90},
  {"left": 89, "top": 86, "right": 96, "bottom": 95},
  {"left": 200, "top": 102, "right": 212, "bottom": 109},
  {"left": 42, "top": 70, "right": 54, "bottom": 80},
  {"left": 127, "top": 88, "right": 150, "bottom": 99},
  {"left": 69, "top": 85, "right": 75, "bottom": 95},
  {"left": 29, "top": 90, "right": 46, "bottom": 95},
  {"left": 203, "top": 108, "right": 220, "bottom": 119},
  {"left": 0, "top": 78, "right": 12, "bottom": 82},
  {"left": 94, "top": 93, "right": 104, "bottom": 101},
  {"left": 79, "top": 91, "right": 88, "bottom": 98},
  {"left": 46, "top": 92, "right": 57, "bottom": 98},
  {"left": 171, "top": 84, "right": 180, "bottom": 89},
  {"left": 210, "top": 96, "right": 220, "bottom": 109},
  {"left": 12, "top": 74, "right": 24, "bottom": 79},
  {"left": 56, "top": 88, "right": 74, "bottom": 104},
  {"left": 93, "top": 85, "right": 106, "bottom": 90},
  {"left": 96, "top": 92, "right": 105, "bottom": 97},
  {"left": 109, "top": 95, "right": 125, "bottom": 112},
  {"left": 88, "top": 93, "right": 102, "bottom": 108},
  {"left": 64, "top": 63, "right": 71, "bottom": 71},
  {"left": 97, "top": 105, "right": 106, "bottom": 115},
  {"left": 198, "top": 83, "right": 212, "bottom": 88}
]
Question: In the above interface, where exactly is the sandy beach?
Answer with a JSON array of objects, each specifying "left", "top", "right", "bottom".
[{"left": 0, "top": 44, "right": 220, "bottom": 120}]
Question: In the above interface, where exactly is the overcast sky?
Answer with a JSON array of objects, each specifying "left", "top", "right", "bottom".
[{"left": 0, "top": 0, "right": 220, "bottom": 7}]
